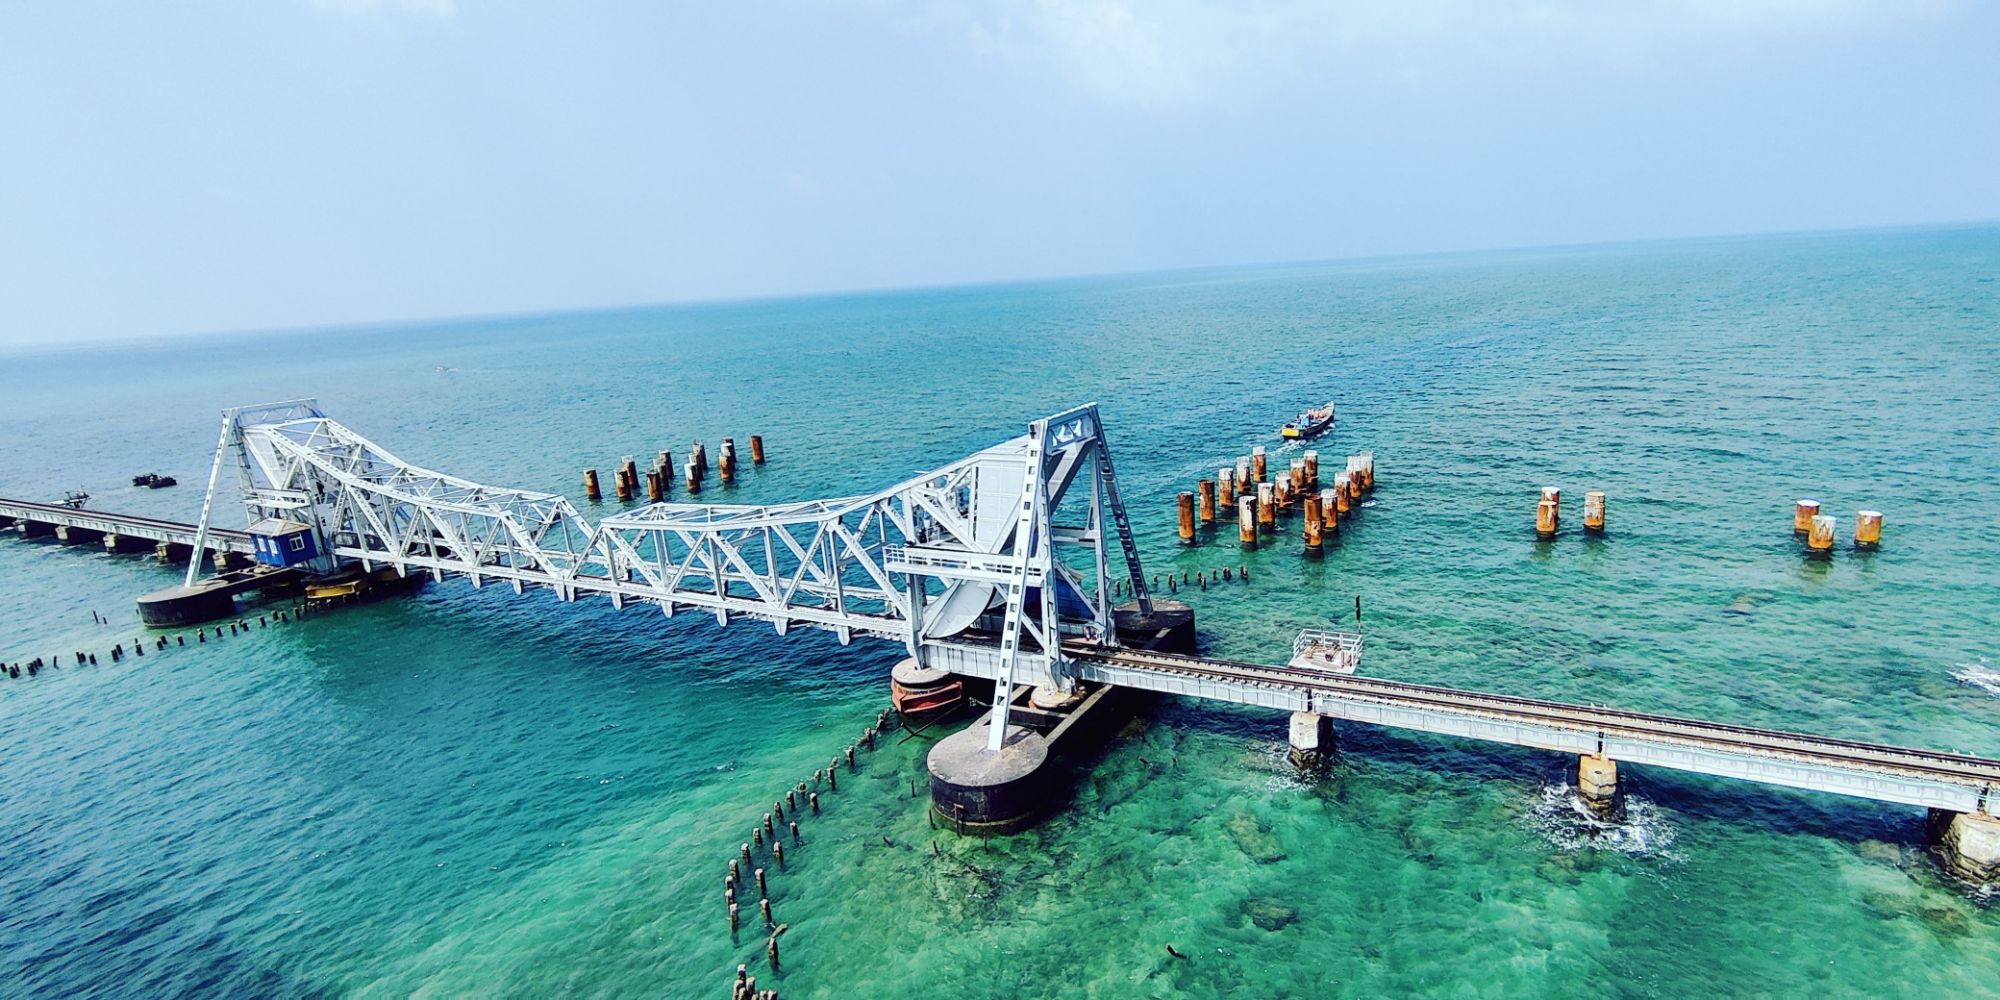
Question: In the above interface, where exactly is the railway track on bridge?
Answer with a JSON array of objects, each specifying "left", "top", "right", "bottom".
[{"left": 1075, "top": 644, "right": 2000, "bottom": 790}]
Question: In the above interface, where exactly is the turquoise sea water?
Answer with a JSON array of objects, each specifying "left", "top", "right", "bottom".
[{"left": 2, "top": 225, "right": 1998, "bottom": 998}]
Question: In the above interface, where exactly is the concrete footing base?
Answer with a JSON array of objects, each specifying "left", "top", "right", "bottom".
[
  {"left": 1112, "top": 599, "right": 1196, "bottom": 654},
  {"left": 1928, "top": 809, "right": 2000, "bottom": 885},
  {"left": 1288, "top": 711, "right": 1336, "bottom": 771},
  {"left": 1578, "top": 755, "right": 1620, "bottom": 818},
  {"left": 928, "top": 724, "right": 1051, "bottom": 835}
]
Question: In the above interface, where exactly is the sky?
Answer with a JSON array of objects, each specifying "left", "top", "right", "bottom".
[{"left": 1, "top": 1, "right": 1996, "bottom": 347}]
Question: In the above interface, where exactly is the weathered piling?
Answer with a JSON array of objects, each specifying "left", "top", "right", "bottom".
[
  {"left": 647, "top": 471, "right": 664, "bottom": 503},
  {"left": 1302, "top": 493, "right": 1324, "bottom": 554},
  {"left": 657, "top": 450, "right": 673, "bottom": 480},
  {"left": 1235, "top": 456, "right": 1253, "bottom": 493},
  {"left": 1540, "top": 487, "right": 1561, "bottom": 530},
  {"left": 750, "top": 435, "right": 766, "bottom": 465},
  {"left": 1238, "top": 496, "right": 1258, "bottom": 547},
  {"left": 1334, "top": 473, "right": 1352, "bottom": 516},
  {"left": 721, "top": 439, "right": 738, "bottom": 484},
  {"left": 1289, "top": 458, "right": 1306, "bottom": 494},
  {"left": 1793, "top": 499, "right": 1820, "bottom": 537},
  {"left": 1176, "top": 492, "right": 1196, "bottom": 545},
  {"left": 1256, "top": 483, "right": 1276, "bottom": 533},
  {"left": 1855, "top": 510, "right": 1883, "bottom": 551},
  {"left": 1303, "top": 450, "right": 1320, "bottom": 490},
  {"left": 686, "top": 458, "right": 703, "bottom": 494},
  {"left": 1252, "top": 446, "right": 1268, "bottom": 484},
  {"left": 1578, "top": 754, "right": 1620, "bottom": 818},
  {"left": 622, "top": 456, "right": 640, "bottom": 494},
  {"left": 693, "top": 440, "right": 709, "bottom": 472},
  {"left": 583, "top": 469, "right": 601, "bottom": 502},
  {"left": 1320, "top": 487, "right": 1339, "bottom": 536},
  {"left": 615, "top": 466, "right": 635, "bottom": 502},
  {"left": 1807, "top": 514, "right": 1836, "bottom": 557},
  {"left": 1536, "top": 498, "right": 1558, "bottom": 540},
  {"left": 1198, "top": 479, "right": 1217, "bottom": 526},
  {"left": 1217, "top": 468, "right": 1237, "bottom": 511},
  {"left": 1583, "top": 490, "right": 1606, "bottom": 535}
]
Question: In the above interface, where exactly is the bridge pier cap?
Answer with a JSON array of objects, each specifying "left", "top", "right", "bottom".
[{"left": 195, "top": 399, "right": 1154, "bottom": 754}]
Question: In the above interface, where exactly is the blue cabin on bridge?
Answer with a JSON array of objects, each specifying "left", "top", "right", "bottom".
[{"left": 248, "top": 519, "right": 319, "bottom": 567}]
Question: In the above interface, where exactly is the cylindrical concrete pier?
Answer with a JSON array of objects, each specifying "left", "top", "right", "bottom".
[
  {"left": 1302, "top": 494, "right": 1323, "bottom": 554},
  {"left": 1257, "top": 483, "right": 1276, "bottom": 533},
  {"left": 1807, "top": 514, "right": 1836, "bottom": 557},
  {"left": 1176, "top": 491, "right": 1196, "bottom": 545},
  {"left": 1252, "top": 446, "right": 1268, "bottom": 484},
  {"left": 584, "top": 469, "right": 601, "bottom": 502},
  {"left": 1197, "top": 479, "right": 1217, "bottom": 526},
  {"left": 1536, "top": 498, "right": 1558, "bottom": 540},
  {"left": 1793, "top": 499, "right": 1820, "bottom": 537},
  {"left": 1238, "top": 496, "right": 1257, "bottom": 547},
  {"left": 1855, "top": 510, "right": 1883, "bottom": 551},
  {"left": 1583, "top": 490, "right": 1606, "bottom": 535},
  {"left": 1217, "top": 468, "right": 1236, "bottom": 511},
  {"left": 750, "top": 435, "right": 766, "bottom": 465}
]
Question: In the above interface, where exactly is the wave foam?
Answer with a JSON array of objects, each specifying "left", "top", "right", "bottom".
[{"left": 1527, "top": 783, "right": 1680, "bottom": 860}]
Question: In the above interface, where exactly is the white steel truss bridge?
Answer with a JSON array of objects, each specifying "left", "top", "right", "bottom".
[
  {"left": 187, "top": 399, "right": 1153, "bottom": 746},
  {"left": 177, "top": 399, "right": 2000, "bottom": 818}
]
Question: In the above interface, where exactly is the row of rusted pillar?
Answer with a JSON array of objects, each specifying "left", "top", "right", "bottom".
[
  {"left": 1792, "top": 499, "right": 1885, "bottom": 557},
  {"left": 723, "top": 705, "right": 896, "bottom": 995},
  {"left": 5, "top": 607, "right": 306, "bottom": 681},
  {"left": 582, "top": 435, "right": 768, "bottom": 503}
]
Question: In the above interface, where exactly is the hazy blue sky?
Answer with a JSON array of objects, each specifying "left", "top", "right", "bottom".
[{"left": 2, "top": 1, "right": 1996, "bottom": 346}]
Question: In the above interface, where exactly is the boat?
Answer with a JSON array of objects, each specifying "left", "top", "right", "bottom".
[
  {"left": 1280, "top": 403, "right": 1335, "bottom": 440},
  {"left": 132, "top": 473, "right": 178, "bottom": 488}
]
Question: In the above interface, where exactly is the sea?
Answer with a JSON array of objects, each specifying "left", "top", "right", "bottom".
[{"left": 1, "top": 224, "right": 1997, "bottom": 998}]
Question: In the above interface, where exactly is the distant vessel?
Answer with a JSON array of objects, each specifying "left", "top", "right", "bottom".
[
  {"left": 131, "top": 472, "right": 177, "bottom": 489},
  {"left": 1280, "top": 403, "right": 1335, "bottom": 440}
]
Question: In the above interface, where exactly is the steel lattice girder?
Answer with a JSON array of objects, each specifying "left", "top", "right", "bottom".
[{"left": 200, "top": 399, "right": 1150, "bottom": 660}]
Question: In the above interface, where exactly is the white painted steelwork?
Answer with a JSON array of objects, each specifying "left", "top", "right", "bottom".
[
  {"left": 174, "top": 399, "right": 2000, "bottom": 811},
  {"left": 189, "top": 399, "right": 1151, "bottom": 747}
]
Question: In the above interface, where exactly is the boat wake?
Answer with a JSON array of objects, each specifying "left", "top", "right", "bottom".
[
  {"left": 1526, "top": 783, "right": 1680, "bottom": 860},
  {"left": 1952, "top": 659, "right": 2000, "bottom": 698}
]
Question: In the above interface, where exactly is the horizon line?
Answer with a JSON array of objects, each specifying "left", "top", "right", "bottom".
[{"left": 6, "top": 216, "right": 1994, "bottom": 358}]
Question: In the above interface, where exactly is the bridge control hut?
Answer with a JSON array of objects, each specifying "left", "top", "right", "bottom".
[{"left": 248, "top": 519, "right": 319, "bottom": 568}]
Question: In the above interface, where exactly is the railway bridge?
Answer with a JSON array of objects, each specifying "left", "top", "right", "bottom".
[{"left": 14, "top": 398, "right": 1998, "bottom": 883}]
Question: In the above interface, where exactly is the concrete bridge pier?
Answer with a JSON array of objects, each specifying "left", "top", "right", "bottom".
[
  {"left": 155, "top": 541, "right": 194, "bottom": 565},
  {"left": 17, "top": 520, "right": 55, "bottom": 539},
  {"left": 55, "top": 524, "right": 106, "bottom": 546},
  {"left": 103, "top": 533, "right": 154, "bottom": 554},
  {"left": 1288, "top": 711, "right": 1336, "bottom": 771},
  {"left": 1928, "top": 809, "right": 2000, "bottom": 885},
  {"left": 1577, "top": 754, "right": 1621, "bottom": 818}
]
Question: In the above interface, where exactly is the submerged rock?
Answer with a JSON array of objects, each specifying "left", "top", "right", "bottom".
[
  {"left": 1226, "top": 812, "right": 1286, "bottom": 863},
  {"left": 1243, "top": 898, "right": 1298, "bottom": 931},
  {"left": 1856, "top": 839, "right": 1904, "bottom": 867}
]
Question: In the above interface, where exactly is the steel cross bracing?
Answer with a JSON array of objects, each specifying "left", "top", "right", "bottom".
[{"left": 192, "top": 400, "right": 1150, "bottom": 745}]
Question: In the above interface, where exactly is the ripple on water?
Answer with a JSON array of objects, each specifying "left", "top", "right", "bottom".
[{"left": 1526, "top": 783, "right": 1681, "bottom": 861}]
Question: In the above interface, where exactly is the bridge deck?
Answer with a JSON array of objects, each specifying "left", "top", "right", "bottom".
[
  {"left": 919, "top": 639, "right": 2000, "bottom": 814},
  {"left": 0, "top": 497, "right": 253, "bottom": 552}
]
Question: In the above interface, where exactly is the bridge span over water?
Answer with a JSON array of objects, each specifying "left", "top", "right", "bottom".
[{"left": 27, "top": 397, "right": 1998, "bottom": 879}]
